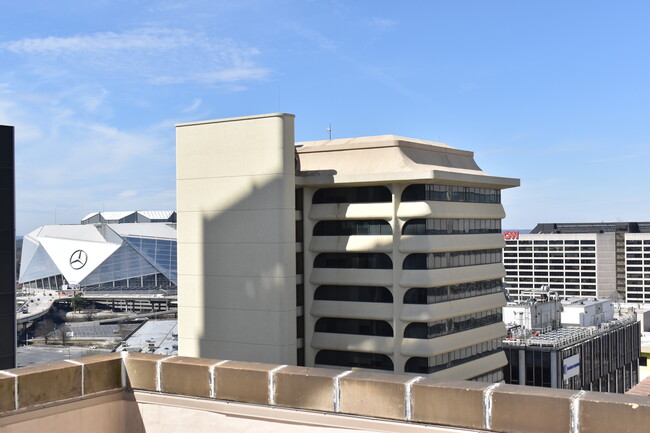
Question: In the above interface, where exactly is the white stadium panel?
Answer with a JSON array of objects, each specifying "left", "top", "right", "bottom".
[{"left": 38, "top": 236, "right": 121, "bottom": 285}]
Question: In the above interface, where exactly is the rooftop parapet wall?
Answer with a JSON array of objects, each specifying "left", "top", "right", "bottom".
[{"left": 1, "top": 352, "right": 649, "bottom": 433}]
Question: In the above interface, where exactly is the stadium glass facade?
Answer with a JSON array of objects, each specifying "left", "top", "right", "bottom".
[{"left": 19, "top": 212, "right": 177, "bottom": 294}]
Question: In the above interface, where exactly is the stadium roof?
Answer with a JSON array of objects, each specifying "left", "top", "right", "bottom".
[{"left": 80, "top": 210, "right": 176, "bottom": 224}]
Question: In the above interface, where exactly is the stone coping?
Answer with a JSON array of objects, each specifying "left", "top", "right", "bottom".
[{"left": 0, "top": 352, "right": 648, "bottom": 433}]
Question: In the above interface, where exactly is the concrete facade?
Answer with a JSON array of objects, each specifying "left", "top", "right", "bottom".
[
  {"left": 504, "top": 222, "right": 650, "bottom": 303},
  {"left": 0, "top": 125, "right": 15, "bottom": 369},
  {"left": 176, "top": 113, "right": 298, "bottom": 364},
  {"left": 176, "top": 113, "right": 519, "bottom": 379}
]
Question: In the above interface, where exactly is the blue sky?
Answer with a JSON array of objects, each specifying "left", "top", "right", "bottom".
[{"left": 2, "top": 1, "right": 650, "bottom": 235}]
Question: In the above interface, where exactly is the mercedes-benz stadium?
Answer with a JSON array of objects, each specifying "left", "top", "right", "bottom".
[{"left": 19, "top": 211, "right": 177, "bottom": 294}]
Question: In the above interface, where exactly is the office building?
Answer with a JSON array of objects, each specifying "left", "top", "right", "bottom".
[
  {"left": 503, "top": 222, "right": 650, "bottom": 303},
  {"left": 176, "top": 113, "right": 519, "bottom": 380},
  {"left": 0, "top": 125, "right": 15, "bottom": 369},
  {"left": 502, "top": 291, "right": 640, "bottom": 393},
  {"left": 19, "top": 211, "right": 177, "bottom": 292}
]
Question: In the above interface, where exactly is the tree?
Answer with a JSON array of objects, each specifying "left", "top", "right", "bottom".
[
  {"left": 34, "top": 318, "right": 55, "bottom": 344},
  {"left": 56, "top": 324, "right": 71, "bottom": 346},
  {"left": 71, "top": 293, "right": 89, "bottom": 312}
]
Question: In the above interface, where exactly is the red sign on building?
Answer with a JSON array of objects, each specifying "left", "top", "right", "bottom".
[{"left": 503, "top": 231, "right": 519, "bottom": 240}]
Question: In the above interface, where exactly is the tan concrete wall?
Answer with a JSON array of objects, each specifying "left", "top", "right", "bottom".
[
  {"left": 1, "top": 353, "right": 648, "bottom": 433},
  {"left": 596, "top": 232, "right": 616, "bottom": 298},
  {"left": 176, "top": 113, "right": 298, "bottom": 364},
  {"left": 0, "top": 397, "right": 143, "bottom": 433}
]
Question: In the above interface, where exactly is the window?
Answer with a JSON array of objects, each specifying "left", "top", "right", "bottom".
[
  {"left": 315, "top": 350, "right": 393, "bottom": 371},
  {"left": 313, "top": 186, "right": 391, "bottom": 204},
  {"left": 314, "top": 253, "right": 392, "bottom": 269},
  {"left": 403, "top": 279, "right": 502, "bottom": 304},
  {"left": 402, "top": 218, "right": 501, "bottom": 235},
  {"left": 315, "top": 318, "right": 393, "bottom": 336},
  {"left": 403, "top": 249, "right": 501, "bottom": 270},
  {"left": 403, "top": 309, "right": 502, "bottom": 339},
  {"left": 402, "top": 184, "right": 500, "bottom": 203},
  {"left": 315, "top": 285, "right": 392, "bottom": 303},
  {"left": 405, "top": 338, "right": 503, "bottom": 374},
  {"left": 314, "top": 220, "right": 392, "bottom": 236}
]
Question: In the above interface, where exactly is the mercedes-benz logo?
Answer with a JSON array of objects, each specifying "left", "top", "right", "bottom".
[{"left": 69, "top": 250, "right": 88, "bottom": 270}]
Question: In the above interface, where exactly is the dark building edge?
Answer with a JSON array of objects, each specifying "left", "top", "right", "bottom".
[{"left": 0, "top": 125, "right": 16, "bottom": 369}]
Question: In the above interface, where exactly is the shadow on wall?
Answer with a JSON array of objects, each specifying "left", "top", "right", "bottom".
[{"left": 191, "top": 176, "right": 299, "bottom": 363}]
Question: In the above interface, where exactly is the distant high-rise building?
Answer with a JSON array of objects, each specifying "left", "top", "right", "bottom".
[
  {"left": 503, "top": 222, "right": 650, "bottom": 303},
  {"left": 176, "top": 113, "right": 519, "bottom": 380},
  {"left": 0, "top": 125, "right": 16, "bottom": 369}
]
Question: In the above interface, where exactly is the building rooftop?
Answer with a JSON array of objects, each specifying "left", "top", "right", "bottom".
[
  {"left": 295, "top": 134, "right": 520, "bottom": 188},
  {"left": 1, "top": 352, "right": 648, "bottom": 433},
  {"left": 627, "top": 376, "right": 650, "bottom": 397},
  {"left": 530, "top": 222, "right": 650, "bottom": 234},
  {"left": 505, "top": 314, "right": 637, "bottom": 349}
]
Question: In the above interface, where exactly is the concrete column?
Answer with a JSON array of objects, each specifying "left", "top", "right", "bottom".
[
  {"left": 550, "top": 351, "right": 558, "bottom": 388},
  {"left": 0, "top": 125, "right": 16, "bottom": 369},
  {"left": 391, "top": 183, "right": 405, "bottom": 373}
]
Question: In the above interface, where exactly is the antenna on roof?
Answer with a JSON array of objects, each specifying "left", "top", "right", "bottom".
[{"left": 327, "top": 124, "right": 332, "bottom": 140}]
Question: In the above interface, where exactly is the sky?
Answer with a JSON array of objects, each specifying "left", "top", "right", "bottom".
[{"left": 2, "top": 1, "right": 650, "bottom": 235}]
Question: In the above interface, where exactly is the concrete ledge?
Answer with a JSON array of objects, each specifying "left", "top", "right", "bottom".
[
  {"left": 0, "top": 371, "right": 15, "bottom": 412},
  {"left": 339, "top": 371, "right": 418, "bottom": 420},
  {"left": 213, "top": 360, "right": 278, "bottom": 405},
  {"left": 579, "top": 391, "right": 650, "bottom": 433},
  {"left": 74, "top": 353, "right": 123, "bottom": 395},
  {"left": 0, "top": 352, "right": 647, "bottom": 433},
  {"left": 274, "top": 366, "right": 339, "bottom": 411},
  {"left": 123, "top": 353, "right": 168, "bottom": 391},
  {"left": 411, "top": 378, "right": 488, "bottom": 430},
  {"left": 490, "top": 384, "right": 576, "bottom": 433},
  {"left": 161, "top": 356, "right": 220, "bottom": 399},
  {"left": 8, "top": 361, "right": 82, "bottom": 408}
]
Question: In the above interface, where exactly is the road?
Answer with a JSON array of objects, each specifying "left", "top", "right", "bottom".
[{"left": 16, "top": 289, "right": 61, "bottom": 324}]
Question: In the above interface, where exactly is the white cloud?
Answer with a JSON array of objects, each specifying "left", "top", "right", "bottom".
[
  {"left": 1, "top": 28, "right": 193, "bottom": 54},
  {"left": 0, "top": 27, "right": 271, "bottom": 85},
  {"left": 182, "top": 98, "right": 202, "bottom": 113},
  {"left": 117, "top": 190, "right": 138, "bottom": 198}
]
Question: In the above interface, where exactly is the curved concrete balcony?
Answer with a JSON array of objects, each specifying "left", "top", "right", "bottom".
[
  {"left": 428, "top": 351, "right": 508, "bottom": 381},
  {"left": 400, "top": 292, "right": 506, "bottom": 322},
  {"left": 399, "top": 263, "right": 505, "bottom": 288},
  {"left": 310, "top": 300, "right": 394, "bottom": 321},
  {"left": 399, "top": 233, "right": 505, "bottom": 253},
  {"left": 310, "top": 332, "right": 394, "bottom": 354},
  {"left": 310, "top": 268, "right": 393, "bottom": 287},
  {"left": 400, "top": 322, "right": 506, "bottom": 357},
  {"left": 310, "top": 235, "right": 393, "bottom": 253},
  {"left": 309, "top": 203, "right": 393, "bottom": 221},
  {"left": 397, "top": 201, "right": 505, "bottom": 219}
]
